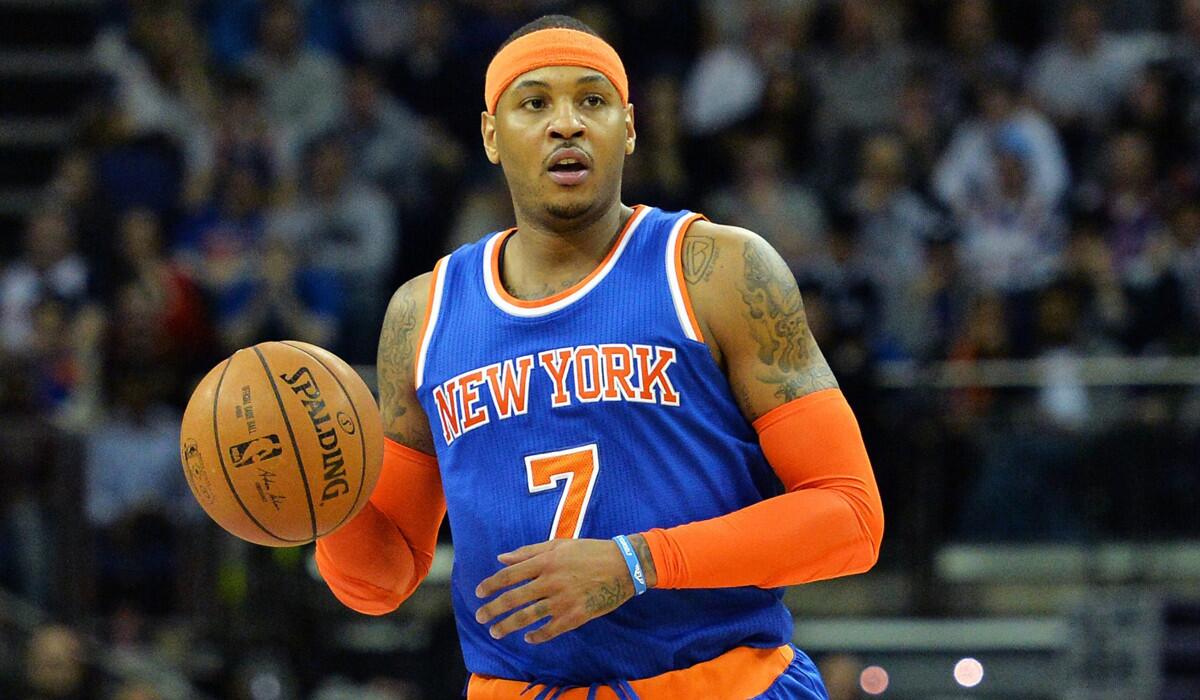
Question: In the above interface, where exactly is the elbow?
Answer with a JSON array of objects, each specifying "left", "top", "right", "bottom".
[
  {"left": 841, "top": 489, "right": 884, "bottom": 575},
  {"left": 860, "top": 500, "right": 885, "bottom": 572},
  {"left": 315, "top": 540, "right": 429, "bottom": 615},
  {"left": 331, "top": 586, "right": 405, "bottom": 616}
]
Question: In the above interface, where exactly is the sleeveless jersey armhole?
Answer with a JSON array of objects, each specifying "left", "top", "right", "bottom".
[
  {"left": 665, "top": 213, "right": 709, "bottom": 343},
  {"left": 413, "top": 255, "right": 450, "bottom": 389}
]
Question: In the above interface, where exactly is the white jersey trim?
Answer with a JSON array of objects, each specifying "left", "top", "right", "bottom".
[
  {"left": 414, "top": 255, "right": 450, "bottom": 388},
  {"left": 482, "top": 205, "right": 651, "bottom": 318},
  {"left": 665, "top": 213, "right": 705, "bottom": 342}
]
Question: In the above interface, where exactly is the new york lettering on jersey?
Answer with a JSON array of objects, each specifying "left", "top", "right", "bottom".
[
  {"left": 412, "top": 206, "right": 793, "bottom": 684},
  {"left": 430, "top": 343, "right": 680, "bottom": 445}
]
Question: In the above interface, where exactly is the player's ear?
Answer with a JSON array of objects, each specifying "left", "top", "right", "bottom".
[
  {"left": 624, "top": 103, "right": 636, "bottom": 156},
  {"left": 481, "top": 110, "right": 501, "bottom": 165}
]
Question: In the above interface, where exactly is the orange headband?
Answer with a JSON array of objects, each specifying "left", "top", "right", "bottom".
[{"left": 484, "top": 28, "right": 628, "bottom": 114}]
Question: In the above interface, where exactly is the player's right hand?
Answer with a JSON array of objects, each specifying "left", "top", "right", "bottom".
[{"left": 473, "top": 537, "right": 643, "bottom": 644}]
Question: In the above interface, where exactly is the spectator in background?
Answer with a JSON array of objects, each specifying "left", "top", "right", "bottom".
[
  {"left": 92, "top": 2, "right": 216, "bottom": 185},
  {"left": 1113, "top": 64, "right": 1193, "bottom": 185},
  {"left": 173, "top": 163, "right": 269, "bottom": 311},
  {"left": 269, "top": 133, "right": 395, "bottom": 360},
  {"left": 1027, "top": 0, "right": 1142, "bottom": 130},
  {"left": 27, "top": 296, "right": 104, "bottom": 430},
  {"left": 705, "top": 134, "right": 828, "bottom": 280},
  {"left": 446, "top": 172, "right": 512, "bottom": 252},
  {"left": 111, "top": 209, "right": 212, "bottom": 384},
  {"left": 44, "top": 151, "right": 117, "bottom": 287},
  {"left": 623, "top": 73, "right": 690, "bottom": 208},
  {"left": 0, "top": 207, "right": 91, "bottom": 356},
  {"left": 343, "top": 63, "right": 466, "bottom": 279},
  {"left": 342, "top": 65, "right": 435, "bottom": 210},
  {"left": 1061, "top": 214, "right": 1131, "bottom": 349},
  {"left": 810, "top": 216, "right": 881, "bottom": 387},
  {"left": 1176, "top": 0, "right": 1200, "bottom": 140},
  {"left": 345, "top": 0, "right": 415, "bottom": 65},
  {"left": 953, "top": 125, "right": 1067, "bottom": 297},
  {"left": 188, "top": 73, "right": 286, "bottom": 207},
  {"left": 908, "top": 234, "right": 972, "bottom": 360},
  {"left": 205, "top": 0, "right": 347, "bottom": 69},
  {"left": 242, "top": 0, "right": 345, "bottom": 166},
  {"left": 935, "top": 77, "right": 1070, "bottom": 216},
  {"left": 1102, "top": 131, "right": 1166, "bottom": 274},
  {"left": 382, "top": 0, "right": 477, "bottom": 139},
  {"left": 935, "top": 0, "right": 1023, "bottom": 119},
  {"left": 810, "top": 0, "right": 910, "bottom": 147},
  {"left": 85, "top": 369, "right": 195, "bottom": 617},
  {"left": 680, "top": 28, "right": 765, "bottom": 138},
  {"left": 894, "top": 73, "right": 948, "bottom": 194},
  {"left": 213, "top": 234, "right": 340, "bottom": 352},
  {"left": 0, "top": 354, "right": 65, "bottom": 609},
  {"left": 1171, "top": 203, "right": 1200, "bottom": 335},
  {"left": 949, "top": 293, "right": 1013, "bottom": 411},
  {"left": 20, "top": 624, "right": 92, "bottom": 700},
  {"left": 846, "top": 133, "right": 944, "bottom": 356}
]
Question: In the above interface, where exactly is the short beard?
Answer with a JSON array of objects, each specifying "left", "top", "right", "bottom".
[{"left": 544, "top": 200, "right": 594, "bottom": 221}]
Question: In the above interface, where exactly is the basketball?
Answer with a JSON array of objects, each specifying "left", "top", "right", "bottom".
[{"left": 179, "top": 341, "right": 383, "bottom": 547}]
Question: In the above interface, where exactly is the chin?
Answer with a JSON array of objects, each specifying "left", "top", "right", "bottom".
[{"left": 544, "top": 200, "right": 595, "bottom": 220}]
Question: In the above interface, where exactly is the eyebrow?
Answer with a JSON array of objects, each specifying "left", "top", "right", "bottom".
[{"left": 511, "top": 74, "right": 611, "bottom": 91}]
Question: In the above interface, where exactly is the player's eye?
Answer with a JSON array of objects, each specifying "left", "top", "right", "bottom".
[
  {"left": 523, "top": 97, "right": 546, "bottom": 110},
  {"left": 583, "top": 94, "right": 605, "bottom": 108}
]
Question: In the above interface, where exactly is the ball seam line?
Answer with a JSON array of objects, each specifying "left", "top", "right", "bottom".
[
  {"left": 281, "top": 341, "right": 369, "bottom": 537},
  {"left": 253, "top": 344, "right": 320, "bottom": 542}
]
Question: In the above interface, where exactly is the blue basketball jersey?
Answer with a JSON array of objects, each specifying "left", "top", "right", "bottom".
[{"left": 414, "top": 205, "right": 793, "bottom": 685}]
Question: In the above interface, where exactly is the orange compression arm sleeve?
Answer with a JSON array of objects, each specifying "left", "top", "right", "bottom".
[
  {"left": 315, "top": 438, "right": 446, "bottom": 614},
  {"left": 641, "top": 389, "right": 883, "bottom": 589}
]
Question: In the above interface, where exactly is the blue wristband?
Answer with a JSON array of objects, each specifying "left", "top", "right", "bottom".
[{"left": 612, "top": 535, "right": 648, "bottom": 596}]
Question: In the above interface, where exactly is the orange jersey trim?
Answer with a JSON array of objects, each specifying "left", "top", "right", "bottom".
[
  {"left": 467, "top": 643, "right": 793, "bottom": 699},
  {"left": 672, "top": 213, "right": 708, "bottom": 343},
  {"left": 489, "top": 205, "right": 645, "bottom": 309}
]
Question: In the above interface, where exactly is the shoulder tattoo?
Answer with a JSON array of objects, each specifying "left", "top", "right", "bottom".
[{"left": 681, "top": 234, "right": 718, "bottom": 285}]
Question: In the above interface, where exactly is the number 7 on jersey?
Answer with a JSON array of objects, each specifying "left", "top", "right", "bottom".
[{"left": 525, "top": 444, "right": 599, "bottom": 540}]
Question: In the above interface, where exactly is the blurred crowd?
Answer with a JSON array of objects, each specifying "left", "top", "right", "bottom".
[{"left": 2, "top": 0, "right": 1200, "bottom": 697}]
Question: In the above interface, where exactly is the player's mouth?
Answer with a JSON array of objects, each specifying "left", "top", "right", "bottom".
[{"left": 546, "top": 147, "right": 591, "bottom": 186}]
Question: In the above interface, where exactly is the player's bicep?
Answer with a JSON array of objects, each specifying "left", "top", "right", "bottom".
[
  {"left": 377, "top": 275, "right": 436, "bottom": 454},
  {"left": 698, "top": 229, "right": 837, "bottom": 422}
]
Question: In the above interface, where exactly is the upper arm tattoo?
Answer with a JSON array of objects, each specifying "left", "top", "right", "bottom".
[
  {"left": 377, "top": 285, "right": 434, "bottom": 453},
  {"left": 737, "top": 239, "right": 838, "bottom": 403}
]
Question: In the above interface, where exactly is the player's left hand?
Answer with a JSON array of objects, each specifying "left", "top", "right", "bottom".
[{"left": 474, "top": 538, "right": 640, "bottom": 644}]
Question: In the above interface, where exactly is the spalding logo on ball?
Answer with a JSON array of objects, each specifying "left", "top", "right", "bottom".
[{"left": 180, "top": 341, "right": 383, "bottom": 546}]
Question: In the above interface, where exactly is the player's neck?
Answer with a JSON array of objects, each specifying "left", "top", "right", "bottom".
[{"left": 501, "top": 203, "right": 634, "bottom": 298}]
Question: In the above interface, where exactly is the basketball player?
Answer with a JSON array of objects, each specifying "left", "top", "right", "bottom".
[{"left": 316, "top": 16, "right": 883, "bottom": 699}]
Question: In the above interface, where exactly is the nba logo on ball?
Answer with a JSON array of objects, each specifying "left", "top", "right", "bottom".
[{"left": 229, "top": 435, "right": 283, "bottom": 469}]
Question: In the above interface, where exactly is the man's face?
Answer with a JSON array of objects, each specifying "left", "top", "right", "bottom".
[{"left": 482, "top": 65, "right": 635, "bottom": 225}]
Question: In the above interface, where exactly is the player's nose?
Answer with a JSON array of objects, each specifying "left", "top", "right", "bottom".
[{"left": 546, "top": 101, "right": 585, "bottom": 140}]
